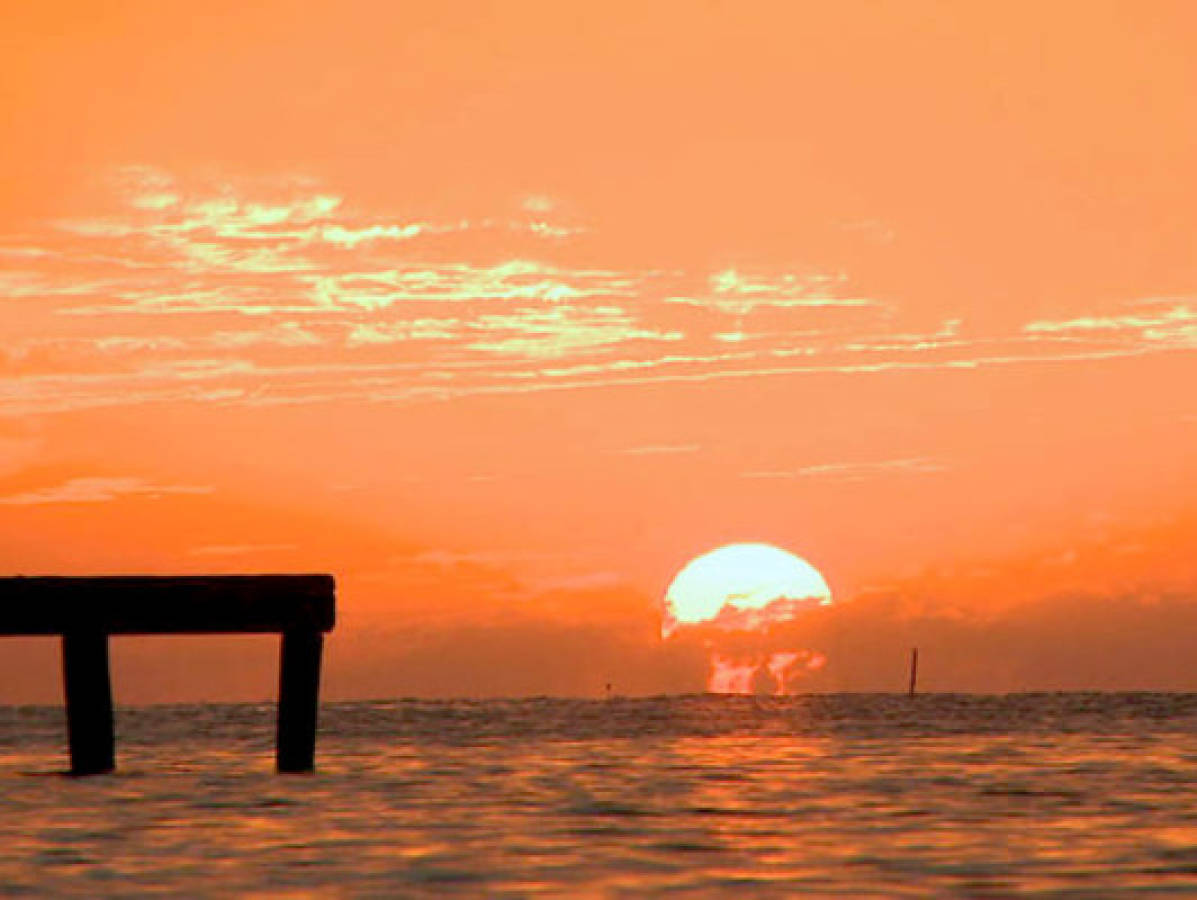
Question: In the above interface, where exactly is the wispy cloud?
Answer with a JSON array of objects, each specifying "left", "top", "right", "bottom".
[
  {"left": 617, "top": 444, "right": 702, "bottom": 456},
  {"left": 521, "top": 195, "right": 555, "bottom": 214},
  {"left": 0, "top": 476, "right": 212, "bottom": 505},
  {"left": 742, "top": 458, "right": 948, "bottom": 481},
  {"left": 465, "top": 305, "right": 682, "bottom": 359},
  {"left": 302, "top": 261, "right": 638, "bottom": 312},
  {"left": 665, "top": 267, "right": 876, "bottom": 315},
  {"left": 797, "top": 457, "right": 949, "bottom": 478},
  {"left": 397, "top": 548, "right": 571, "bottom": 568},
  {"left": 2, "top": 166, "right": 1189, "bottom": 416},
  {"left": 1024, "top": 301, "right": 1197, "bottom": 348},
  {"left": 188, "top": 543, "right": 297, "bottom": 556},
  {"left": 526, "top": 571, "right": 624, "bottom": 591}
]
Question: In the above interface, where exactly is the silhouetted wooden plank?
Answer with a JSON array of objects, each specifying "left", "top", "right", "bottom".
[
  {"left": 62, "top": 632, "right": 115, "bottom": 775},
  {"left": 276, "top": 629, "right": 323, "bottom": 773},
  {"left": 0, "top": 575, "right": 334, "bottom": 635}
]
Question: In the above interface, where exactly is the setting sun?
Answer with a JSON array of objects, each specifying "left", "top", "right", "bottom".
[
  {"left": 662, "top": 543, "right": 832, "bottom": 695},
  {"left": 662, "top": 543, "right": 832, "bottom": 637}
]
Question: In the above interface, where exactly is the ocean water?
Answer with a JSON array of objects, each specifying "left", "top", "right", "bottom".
[{"left": 3, "top": 694, "right": 1197, "bottom": 896}]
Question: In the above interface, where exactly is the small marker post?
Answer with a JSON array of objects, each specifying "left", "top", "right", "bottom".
[{"left": 908, "top": 647, "right": 919, "bottom": 696}]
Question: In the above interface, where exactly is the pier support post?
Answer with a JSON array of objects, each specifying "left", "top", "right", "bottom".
[
  {"left": 61, "top": 632, "right": 115, "bottom": 775},
  {"left": 276, "top": 629, "right": 323, "bottom": 773}
]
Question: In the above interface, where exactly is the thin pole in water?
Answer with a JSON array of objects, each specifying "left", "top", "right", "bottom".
[{"left": 908, "top": 647, "right": 919, "bottom": 696}]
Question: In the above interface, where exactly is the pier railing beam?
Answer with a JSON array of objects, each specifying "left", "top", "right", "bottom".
[
  {"left": 276, "top": 628, "right": 323, "bottom": 774},
  {"left": 61, "top": 632, "right": 115, "bottom": 776}
]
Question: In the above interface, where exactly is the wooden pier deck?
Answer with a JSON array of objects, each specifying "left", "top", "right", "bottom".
[{"left": 0, "top": 574, "right": 336, "bottom": 775}]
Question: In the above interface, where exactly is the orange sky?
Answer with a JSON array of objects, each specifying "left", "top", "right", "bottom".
[{"left": 2, "top": 1, "right": 1196, "bottom": 700}]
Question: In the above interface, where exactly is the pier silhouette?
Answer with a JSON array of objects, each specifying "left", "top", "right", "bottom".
[{"left": 0, "top": 574, "right": 335, "bottom": 775}]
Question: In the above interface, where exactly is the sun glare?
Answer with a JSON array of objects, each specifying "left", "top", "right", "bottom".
[
  {"left": 662, "top": 542, "right": 832, "bottom": 637},
  {"left": 662, "top": 543, "right": 832, "bottom": 695}
]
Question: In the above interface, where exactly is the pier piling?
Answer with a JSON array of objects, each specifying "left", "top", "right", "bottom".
[
  {"left": 62, "top": 632, "right": 115, "bottom": 775},
  {"left": 277, "top": 629, "right": 324, "bottom": 773}
]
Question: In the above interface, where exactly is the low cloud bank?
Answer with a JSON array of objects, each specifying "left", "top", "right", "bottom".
[
  {"left": 2, "top": 585, "right": 1197, "bottom": 704},
  {"left": 326, "top": 587, "right": 1197, "bottom": 698}
]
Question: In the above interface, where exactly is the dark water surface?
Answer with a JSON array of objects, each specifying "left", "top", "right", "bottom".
[{"left": 3, "top": 694, "right": 1197, "bottom": 895}]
